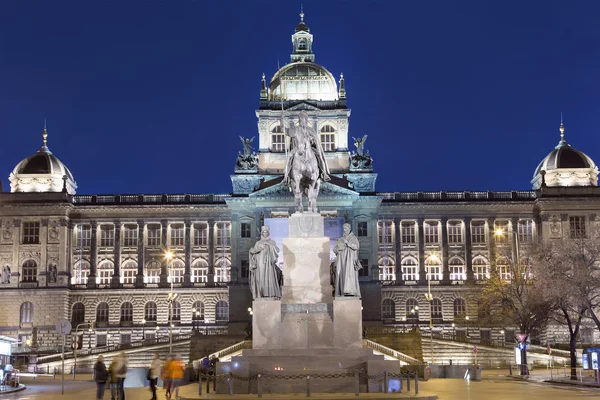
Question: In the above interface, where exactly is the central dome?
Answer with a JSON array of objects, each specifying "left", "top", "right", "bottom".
[{"left": 269, "top": 62, "right": 338, "bottom": 101}]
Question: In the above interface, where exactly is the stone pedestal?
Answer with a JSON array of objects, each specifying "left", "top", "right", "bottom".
[{"left": 333, "top": 298, "right": 363, "bottom": 348}]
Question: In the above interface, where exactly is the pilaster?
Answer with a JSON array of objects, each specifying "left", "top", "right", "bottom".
[
  {"left": 441, "top": 218, "right": 450, "bottom": 284},
  {"left": 40, "top": 219, "right": 48, "bottom": 287},
  {"left": 487, "top": 218, "right": 496, "bottom": 270},
  {"left": 135, "top": 220, "right": 145, "bottom": 288},
  {"left": 511, "top": 217, "right": 519, "bottom": 264},
  {"left": 88, "top": 222, "right": 98, "bottom": 288},
  {"left": 111, "top": 221, "right": 122, "bottom": 288},
  {"left": 394, "top": 217, "right": 403, "bottom": 285},
  {"left": 417, "top": 218, "right": 426, "bottom": 285},
  {"left": 183, "top": 220, "right": 192, "bottom": 287},
  {"left": 464, "top": 217, "right": 474, "bottom": 281},
  {"left": 207, "top": 220, "right": 215, "bottom": 286},
  {"left": 159, "top": 220, "right": 169, "bottom": 287}
]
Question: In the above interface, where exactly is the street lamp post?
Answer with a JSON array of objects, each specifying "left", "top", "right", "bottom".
[
  {"left": 465, "top": 316, "right": 470, "bottom": 338},
  {"left": 73, "top": 320, "right": 93, "bottom": 380},
  {"left": 165, "top": 250, "right": 177, "bottom": 354},
  {"left": 452, "top": 323, "right": 456, "bottom": 340},
  {"left": 425, "top": 254, "right": 439, "bottom": 365},
  {"left": 142, "top": 319, "right": 146, "bottom": 342},
  {"left": 192, "top": 307, "right": 197, "bottom": 332}
]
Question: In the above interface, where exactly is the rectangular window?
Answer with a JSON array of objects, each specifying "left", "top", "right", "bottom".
[
  {"left": 216, "top": 222, "right": 231, "bottom": 246},
  {"left": 98, "top": 269, "right": 112, "bottom": 286},
  {"left": 271, "top": 134, "right": 285, "bottom": 152},
  {"left": 471, "top": 221, "right": 486, "bottom": 244},
  {"left": 494, "top": 221, "right": 509, "bottom": 243},
  {"left": 570, "top": 216, "right": 586, "bottom": 238},
  {"left": 378, "top": 221, "right": 393, "bottom": 245},
  {"left": 96, "top": 334, "right": 107, "bottom": 347},
  {"left": 145, "top": 332, "right": 155, "bottom": 341},
  {"left": 357, "top": 221, "right": 368, "bottom": 237},
  {"left": 120, "top": 334, "right": 131, "bottom": 345},
  {"left": 170, "top": 268, "right": 184, "bottom": 283},
  {"left": 100, "top": 226, "right": 114, "bottom": 247},
  {"left": 424, "top": 221, "right": 439, "bottom": 244},
  {"left": 171, "top": 225, "right": 184, "bottom": 247},
  {"left": 401, "top": 222, "right": 415, "bottom": 244},
  {"left": 447, "top": 222, "right": 462, "bottom": 243},
  {"left": 378, "top": 259, "right": 395, "bottom": 281},
  {"left": 123, "top": 226, "right": 138, "bottom": 247},
  {"left": 194, "top": 224, "right": 207, "bottom": 246},
  {"left": 240, "top": 260, "right": 249, "bottom": 278},
  {"left": 518, "top": 220, "right": 534, "bottom": 243},
  {"left": 359, "top": 259, "right": 369, "bottom": 277},
  {"left": 146, "top": 268, "right": 160, "bottom": 284},
  {"left": 192, "top": 267, "right": 207, "bottom": 283},
  {"left": 147, "top": 225, "right": 161, "bottom": 247},
  {"left": 320, "top": 133, "right": 335, "bottom": 151},
  {"left": 241, "top": 223, "right": 252, "bottom": 238},
  {"left": 122, "top": 269, "right": 136, "bottom": 284},
  {"left": 76, "top": 225, "right": 92, "bottom": 248},
  {"left": 23, "top": 222, "right": 40, "bottom": 244}
]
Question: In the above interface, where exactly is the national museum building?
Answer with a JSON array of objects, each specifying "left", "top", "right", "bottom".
[{"left": 1, "top": 14, "right": 599, "bottom": 349}]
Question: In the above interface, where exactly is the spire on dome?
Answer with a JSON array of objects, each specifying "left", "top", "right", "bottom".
[
  {"left": 42, "top": 119, "right": 49, "bottom": 151},
  {"left": 339, "top": 73, "right": 346, "bottom": 99},
  {"left": 557, "top": 113, "right": 567, "bottom": 148},
  {"left": 291, "top": 8, "right": 314, "bottom": 63},
  {"left": 260, "top": 73, "right": 267, "bottom": 99}
]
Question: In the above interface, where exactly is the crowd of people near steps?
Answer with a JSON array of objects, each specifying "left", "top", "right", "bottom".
[{"left": 93, "top": 352, "right": 186, "bottom": 400}]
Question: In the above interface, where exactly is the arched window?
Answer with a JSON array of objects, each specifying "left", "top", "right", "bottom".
[
  {"left": 192, "top": 301, "right": 205, "bottom": 321},
  {"left": 406, "top": 298, "right": 419, "bottom": 322},
  {"left": 121, "top": 260, "right": 137, "bottom": 284},
  {"left": 216, "top": 300, "right": 229, "bottom": 321},
  {"left": 73, "top": 260, "right": 90, "bottom": 285},
  {"left": 22, "top": 260, "right": 37, "bottom": 282},
  {"left": 96, "top": 302, "right": 109, "bottom": 323},
  {"left": 215, "top": 258, "right": 231, "bottom": 283},
  {"left": 169, "top": 301, "right": 181, "bottom": 321},
  {"left": 145, "top": 260, "right": 161, "bottom": 284},
  {"left": 449, "top": 257, "right": 466, "bottom": 281},
  {"left": 453, "top": 298, "right": 466, "bottom": 317},
  {"left": 20, "top": 302, "right": 33, "bottom": 324},
  {"left": 192, "top": 260, "right": 208, "bottom": 283},
  {"left": 401, "top": 257, "right": 419, "bottom": 281},
  {"left": 144, "top": 302, "right": 157, "bottom": 322},
  {"left": 320, "top": 125, "right": 335, "bottom": 151},
  {"left": 381, "top": 299, "right": 395, "bottom": 320},
  {"left": 97, "top": 261, "right": 113, "bottom": 286},
  {"left": 72, "top": 303, "right": 85, "bottom": 326},
  {"left": 496, "top": 257, "right": 511, "bottom": 280},
  {"left": 431, "top": 298, "right": 443, "bottom": 322},
  {"left": 473, "top": 257, "right": 489, "bottom": 280},
  {"left": 120, "top": 302, "right": 133, "bottom": 323},
  {"left": 271, "top": 125, "right": 285, "bottom": 152},
  {"left": 425, "top": 256, "right": 442, "bottom": 281},
  {"left": 168, "top": 260, "right": 185, "bottom": 284}
]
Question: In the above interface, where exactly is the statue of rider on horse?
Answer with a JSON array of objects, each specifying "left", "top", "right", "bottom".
[{"left": 281, "top": 110, "right": 331, "bottom": 213}]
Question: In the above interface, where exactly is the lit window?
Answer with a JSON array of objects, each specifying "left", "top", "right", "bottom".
[
  {"left": 447, "top": 221, "right": 462, "bottom": 243},
  {"left": 171, "top": 225, "right": 184, "bottom": 247},
  {"left": 123, "top": 225, "right": 138, "bottom": 247},
  {"left": 320, "top": 125, "right": 336, "bottom": 151},
  {"left": 215, "top": 258, "right": 230, "bottom": 283},
  {"left": 378, "top": 221, "right": 393, "bottom": 245},
  {"left": 192, "top": 301, "right": 205, "bottom": 321},
  {"left": 192, "top": 260, "right": 208, "bottom": 283},
  {"left": 76, "top": 225, "right": 92, "bottom": 248},
  {"left": 357, "top": 221, "right": 368, "bottom": 237},
  {"left": 216, "top": 223, "right": 231, "bottom": 246},
  {"left": 73, "top": 261, "right": 90, "bottom": 285},
  {"left": 20, "top": 302, "right": 34, "bottom": 324},
  {"left": 23, "top": 222, "right": 40, "bottom": 244},
  {"left": 271, "top": 125, "right": 285, "bottom": 152},
  {"left": 449, "top": 257, "right": 466, "bottom": 281},
  {"left": 22, "top": 260, "right": 37, "bottom": 282},
  {"left": 496, "top": 257, "right": 511, "bottom": 280},
  {"left": 100, "top": 225, "right": 114, "bottom": 247},
  {"left": 216, "top": 300, "right": 229, "bottom": 321},
  {"left": 168, "top": 260, "right": 184, "bottom": 283},
  {"left": 378, "top": 256, "right": 395, "bottom": 281},
  {"left": 401, "top": 222, "right": 416, "bottom": 244},
  {"left": 401, "top": 257, "right": 419, "bottom": 281},
  {"left": 194, "top": 224, "right": 207, "bottom": 246},
  {"left": 145, "top": 260, "right": 161, "bottom": 284},
  {"left": 494, "top": 221, "right": 509, "bottom": 243},
  {"left": 424, "top": 221, "right": 439, "bottom": 244},
  {"left": 406, "top": 298, "right": 419, "bottom": 321},
  {"left": 147, "top": 225, "right": 161, "bottom": 247},
  {"left": 121, "top": 261, "right": 137, "bottom": 284},
  {"left": 431, "top": 298, "right": 443, "bottom": 321},
  {"left": 453, "top": 298, "right": 466, "bottom": 317},
  {"left": 518, "top": 220, "right": 534, "bottom": 243},
  {"left": 241, "top": 223, "right": 252, "bottom": 238},
  {"left": 425, "top": 256, "right": 442, "bottom": 281},
  {"left": 473, "top": 257, "right": 489, "bottom": 280},
  {"left": 382, "top": 299, "right": 395, "bottom": 319},
  {"left": 97, "top": 262, "right": 113, "bottom": 286},
  {"left": 471, "top": 221, "right": 486, "bottom": 244},
  {"left": 570, "top": 216, "right": 586, "bottom": 239}
]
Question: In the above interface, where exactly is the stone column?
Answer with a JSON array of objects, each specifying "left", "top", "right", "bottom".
[
  {"left": 88, "top": 222, "right": 98, "bottom": 288},
  {"left": 464, "top": 217, "right": 474, "bottom": 281},
  {"left": 159, "top": 220, "right": 169, "bottom": 287},
  {"left": 441, "top": 218, "right": 450, "bottom": 283},
  {"left": 183, "top": 220, "right": 192, "bottom": 287},
  {"left": 487, "top": 218, "right": 496, "bottom": 271},
  {"left": 511, "top": 217, "right": 519, "bottom": 264},
  {"left": 394, "top": 217, "right": 403, "bottom": 285},
  {"left": 111, "top": 222, "right": 122, "bottom": 288},
  {"left": 135, "top": 220, "right": 145, "bottom": 288},
  {"left": 40, "top": 219, "right": 48, "bottom": 286},
  {"left": 370, "top": 216, "right": 379, "bottom": 280},
  {"left": 207, "top": 220, "right": 215, "bottom": 286},
  {"left": 417, "top": 218, "right": 426, "bottom": 285}
]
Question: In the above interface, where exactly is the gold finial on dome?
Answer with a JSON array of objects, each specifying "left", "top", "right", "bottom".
[
  {"left": 42, "top": 118, "right": 48, "bottom": 149},
  {"left": 559, "top": 112, "right": 565, "bottom": 142}
]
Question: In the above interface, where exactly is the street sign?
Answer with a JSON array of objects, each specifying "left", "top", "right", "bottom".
[
  {"left": 55, "top": 320, "right": 72, "bottom": 335},
  {"left": 516, "top": 333, "right": 528, "bottom": 343},
  {"left": 473, "top": 345, "right": 478, "bottom": 354},
  {"left": 518, "top": 342, "right": 526, "bottom": 350}
]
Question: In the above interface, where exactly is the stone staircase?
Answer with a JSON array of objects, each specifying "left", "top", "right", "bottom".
[{"left": 363, "top": 328, "right": 424, "bottom": 362}]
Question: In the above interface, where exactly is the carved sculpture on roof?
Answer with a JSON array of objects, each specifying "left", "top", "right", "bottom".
[
  {"left": 282, "top": 110, "right": 331, "bottom": 213},
  {"left": 350, "top": 135, "right": 373, "bottom": 171},
  {"left": 235, "top": 136, "right": 258, "bottom": 172}
]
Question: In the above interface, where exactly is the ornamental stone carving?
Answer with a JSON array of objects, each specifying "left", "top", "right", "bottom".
[
  {"left": 549, "top": 215, "right": 562, "bottom": 238},
  {"left": 235, "top": 136, "right": 259, "bottom": 172},
  {"left": 1, "top": 264, "right": 10, "bottom": 284},
  {"left": 350, "top": 135, "right": 373, "bottom": 171}
]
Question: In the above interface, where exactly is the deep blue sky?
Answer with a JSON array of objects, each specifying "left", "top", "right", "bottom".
[{"left": 1, "top": 1, "right": 599, "bottom": 195}]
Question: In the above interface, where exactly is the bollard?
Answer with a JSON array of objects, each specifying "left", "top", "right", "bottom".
[
  {"left": 213, "top": 372, "right": 217, "bottom": 392},
  {"left": 415, "top": 373, "right": 419, "bottom": 394},
  {"left": 399, "top": 373, "right": 403, "bottom": 393},
  {"left": 198, "top": 373, "right": 203, "bottom": 395},
  {"left": 306, "top": 375, "right": 311, "bottom": 397},
  {"left": 228, "top": 373, "right": 233, "bottom": 396},
  {"left": 509, "top": 364, "right": 512, "bottom": 376},
  {"left": 406, "top": 374, "right": 411, "bottom": 392},
  {"left": 354, "top": 370, "right": 359, "bottom": 396},
  {"left": 383, "top": 371, "right": 388, "bottom": 393},
  {"left": 257, "top": 374, "right": 262, "bottom": 398}
]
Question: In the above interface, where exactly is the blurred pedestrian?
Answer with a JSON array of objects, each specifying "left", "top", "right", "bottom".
[
  {"left": 113, "top": 352, "right": 128, "bottom": 400},
  {"left": 93, "top": 355, "right": 109, "bottom": 400},
  {"left": 108, "top": 357, "right": 119, "bottom": 400},
  {"left": 169, "top": 354, "right": 186, "bottom": 399},
  {"left": 162, "top": 355, "right": 173, "bottom": 400},
  {"left": 148, "top": 353, "right": 161, "bottom": 400}
]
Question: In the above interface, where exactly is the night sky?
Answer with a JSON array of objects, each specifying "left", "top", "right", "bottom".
[{"left": 1, "top": 1, "right": 599, "bottom": 195}]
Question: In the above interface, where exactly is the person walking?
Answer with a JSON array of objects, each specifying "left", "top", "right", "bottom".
[
  {"left": 113, "top": 352, "right": 128, "bottom": 400},
  {"left": 162, "top": 356, "right": 173, "bottom": 400},
  {"left": 94, "top": 355, "right": 109, "bottom": 400},
  {"left": 148, "top": 353, "right": 161, "bottom": 400},
  {"left": 169, "top": 354, "right": 186, "bottom": 400},
  {"left": 108, "top": 357, "right": 119, "bottom": 400}
]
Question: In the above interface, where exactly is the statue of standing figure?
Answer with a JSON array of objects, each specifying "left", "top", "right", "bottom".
[
  {"left": 333, "top": 223, "right": 362, "bottom": 297},
  {"left": 249, "top": 226, "right": 282, "bottom": 299},
  {"left": 282, "top": 110, "right": 331, "bottom": 213},
  {"left": 1, "top": 265, "right": 10, "bottom": 284}
]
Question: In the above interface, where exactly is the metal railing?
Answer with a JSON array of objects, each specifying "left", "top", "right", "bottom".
[
  {"left": 72, "top": 194, "right": 228, "bottom": 205},
  {"left": 208, "top": 340, "right": 252, "bottom": 360},
  {"left": 364, "top": 339, "right": 425, "bottom": 365},
  {"left": 378, "top": 190, "right": 536, "bottom": 202}
]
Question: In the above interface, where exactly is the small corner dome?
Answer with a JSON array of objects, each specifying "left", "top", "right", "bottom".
[
  {"left": 9, "top": 130, "right": 77, "bottom": 195},
  {"left": 531, "top": 123, "right": 598, "bottom": 189}
]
